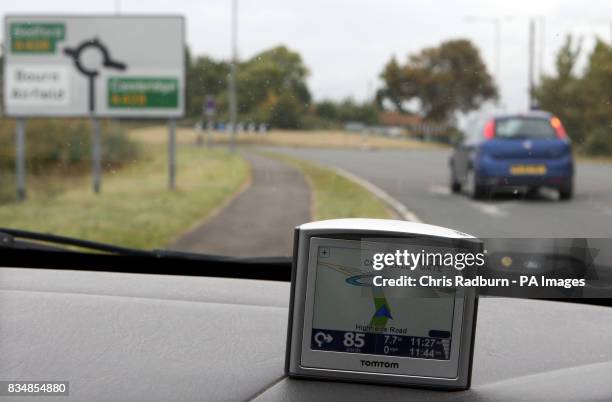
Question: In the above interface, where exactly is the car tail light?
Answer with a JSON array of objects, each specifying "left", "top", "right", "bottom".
[
  {"left": 483, "top": 119, "right": 495, "bottom": 139},
  {"left": 550, "top": 116, "right": 567, "bottom": 139}
]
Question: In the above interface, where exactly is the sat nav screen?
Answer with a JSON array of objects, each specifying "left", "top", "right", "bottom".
[{"left": 310, "top": 242, "right": 456, "bottom": 360}]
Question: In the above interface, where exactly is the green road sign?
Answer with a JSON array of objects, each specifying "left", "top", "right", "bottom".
[
  {"left": 108, "top": 77, "right": 179, "bottom": 108},
  {"left": 10, "top": 22, "right": 65, "bottom": 54}
]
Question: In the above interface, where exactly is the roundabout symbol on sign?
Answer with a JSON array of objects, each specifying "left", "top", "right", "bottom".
[{"left": 63, "top": 37, "right": 127, "bottom": 113}]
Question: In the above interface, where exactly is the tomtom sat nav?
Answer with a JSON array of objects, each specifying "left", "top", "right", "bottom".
[{"left": 285, "top": 219, "right": 481, "bottom": 389}]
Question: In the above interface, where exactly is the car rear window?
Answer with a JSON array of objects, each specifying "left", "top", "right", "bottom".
[{"left": 495, "top": 117, "right": 557, "bottom": 139}]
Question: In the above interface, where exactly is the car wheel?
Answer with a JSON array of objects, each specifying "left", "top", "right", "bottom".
[
  {"left": 466, "top": 169, "right": 488, "bottom": 200},
  {"left": 451, "top": 182, "right": 462, "bottom": 193},
  {"left": 449, "top": 158, "right": 461, "bottom": 193},
  {"left": 559, "top": 182, "right": 573, "bottom": 200},
  {"left": 525, "top": 187, "right": 540, "bottom": 199},
  {"left": 473, "top": 185, "right": 490, "bottom": 200},
  {"left": 450, "top": 176, "right": 462, "bottom": 193}
]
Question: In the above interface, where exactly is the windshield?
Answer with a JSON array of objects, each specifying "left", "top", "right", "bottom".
[
  {"left": 1, "top": 1, "right": 611, "bottom": 257},
  {"left": 495, "top": 117, "right": 557, "bottom": 139}
]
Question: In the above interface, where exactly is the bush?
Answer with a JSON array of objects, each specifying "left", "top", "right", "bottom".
[
  {"left": 445, "top": 127, "right": 464, "bottom": 145},
  {"left": 581, "top": 127, "right": 612, "bottom": 156},
  {"left": 0, "top": 119, "right": 139, "bottom": 174},
  {"left": 299, "top": 114, "right": 340, "bottom": 130},
  {"left": 0, "top": 173, "right": 15, "bottom": 204},
  {"left": 102, "top": 123, "right": 139, "bottom": 166},
  {"left": 268, "top": 93, "right": 304, "bottom": 129}
]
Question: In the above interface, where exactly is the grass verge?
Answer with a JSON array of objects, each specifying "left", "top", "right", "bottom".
[
  {"left": 262, "top": 152, "right": 394, "bottom": 220},
  {"left": 0, "top": 145, "right": 249, "bottom": 249}
]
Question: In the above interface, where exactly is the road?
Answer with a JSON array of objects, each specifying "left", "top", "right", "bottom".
[
  {"left": 272, "top": 147, "right": 612, "bottom": 238},
  {"left": 172, "top": 152, "right": 310, "bottom": 257}
]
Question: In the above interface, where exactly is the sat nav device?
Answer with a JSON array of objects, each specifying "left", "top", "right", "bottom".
[{"left": 285, "top": 219, "right": 481, "bottom": 389}]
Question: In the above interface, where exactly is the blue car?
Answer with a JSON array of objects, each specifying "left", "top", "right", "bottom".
[{"left": 450, "top": 111, "right": 574, "bottom": 200}]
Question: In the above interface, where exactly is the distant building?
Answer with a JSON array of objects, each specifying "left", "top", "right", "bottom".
[
  {"left": 343, "top": 111, "right": 448, "bottom": 142},
  {"left": 369, "top": 112, "right": 424, "bottom": 137},
  {"left": 343, "top": 121, "right": 367, "bottom": 133},
  {"left": 379, "top": 111, "right": 448, "bottom": 141}
]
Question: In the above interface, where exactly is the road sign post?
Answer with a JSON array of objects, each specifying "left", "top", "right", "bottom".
[
  {"left": 207, "top": 121, "right": 213, "bottom": 149},
  {"left": 91, "top": 118, "right": 102, "bottom": 194},
  {"left": 168, "top": 119, "right": 176, "bottom": 190},
  {"left": 15, "top": 119, "right": 26, "bottom": 201},
  {"left": 196, "top": 123, "right": 204, "bottom": 147}
]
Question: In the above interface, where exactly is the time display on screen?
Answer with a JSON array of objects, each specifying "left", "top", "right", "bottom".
[{"left": 311, "top": 329, "right": 451, "bottom": 360}]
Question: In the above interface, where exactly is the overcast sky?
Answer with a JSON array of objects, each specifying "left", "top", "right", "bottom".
[{"left": 1, "top": 0, "right": 610, "bottom": 112}]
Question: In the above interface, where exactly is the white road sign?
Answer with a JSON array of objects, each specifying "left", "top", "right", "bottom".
[{"left": 3, "top": 15, "right": 185, "bottom": 118}]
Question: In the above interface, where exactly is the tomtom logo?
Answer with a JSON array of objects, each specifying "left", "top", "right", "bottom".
[{"left": 360, "top": 360, "right": 399, "bottom": 369}]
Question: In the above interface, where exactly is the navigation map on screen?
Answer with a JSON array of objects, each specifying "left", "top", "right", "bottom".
[{"left": 310, "top": 240, "right": 456, "bottom": 360}]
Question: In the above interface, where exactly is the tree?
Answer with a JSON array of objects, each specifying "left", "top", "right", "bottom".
[
  {"left": 534, "top": 35, "right": 585, "bottom": 143},
  {"left": 184, "top": 45, "right": 311, "bottom": 123},
  {"left": 580, "top": 39, "right": 612, "bottom": 139},
  {"left": 314, "top": 100, "right": 339, "bottom": 121},
  {"left": 0, "top": 53, "right": 3, "bottom": 111},
  {"left": 534, "top": 35, "right": 611, "bottom": 148},
  {"left": 376, "top": 57, "right": 404, "bottom": 112},
  {"left": 186, "top": 53, "right": 229, "bottom": 117},
  {"left": 268, "top": 92, "right": 303, "bottom": 129},
  {"left": 377, "top": 39, "right": 498, "bottom": 123},
  {"left": 237, "top": 45, "right": 310, "bottom": 117},
  {"left": 336, "top": 98, "right": 379, "bottom": 125},
  {"left": 313, "top": 99, "right": 379, "bottom": 126}
]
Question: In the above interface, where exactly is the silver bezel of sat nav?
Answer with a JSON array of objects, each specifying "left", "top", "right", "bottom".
[{"left": 285, "top": 219, "right": 479, "bottom": 389}]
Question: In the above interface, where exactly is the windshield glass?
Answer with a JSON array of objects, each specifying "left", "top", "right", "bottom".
[
  {"left": 495, "top": 117, "right": 557, "bottom": 139},
  {"left": 1, "top": 1, "right": 611, "bottom": 257}
]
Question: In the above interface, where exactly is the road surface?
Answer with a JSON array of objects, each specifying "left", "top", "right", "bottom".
[
  {"left": 172, "top": 152, "right": 310, "bottom": 256},
  {"left": 272, "top": 147, "right": 612, "bottom": 238}
]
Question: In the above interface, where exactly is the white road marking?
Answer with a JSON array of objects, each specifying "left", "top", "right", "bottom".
[
  {"left": 539, "top": 188, "right": 559, "bottom": 200},
  {"left": 330, "top": 166, "right": 422, "bottom": 222},
  {"left": 466, "top": 201, "right": 507, "bottom": 217},
  {"left": 429, "top": 183, "right": 506, "bottom": 217},
  {"left": 428, "top": 185, "right": 451, "bottom": 196}
]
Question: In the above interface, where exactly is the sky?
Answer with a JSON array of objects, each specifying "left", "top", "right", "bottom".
[{"left": 1, "top": 0, "right": 610, "bottom": 113}]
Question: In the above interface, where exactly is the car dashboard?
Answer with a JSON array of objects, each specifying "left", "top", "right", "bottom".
[{"left": 2, "top": 266, "right": 612, "bottom": 401}]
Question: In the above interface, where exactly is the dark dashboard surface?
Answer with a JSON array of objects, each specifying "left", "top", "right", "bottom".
[{"left": 2, "top": 266, "right": 612, "bottom": 401}]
